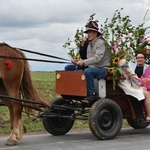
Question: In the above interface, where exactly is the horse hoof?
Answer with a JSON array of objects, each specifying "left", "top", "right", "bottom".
[{"left": 5, "top": 139, "right": 17, "bottom": 146}]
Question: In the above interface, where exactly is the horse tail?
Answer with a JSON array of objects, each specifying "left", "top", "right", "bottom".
[{"left": 18, "top": 51, "right": 50, "bottom": 113}]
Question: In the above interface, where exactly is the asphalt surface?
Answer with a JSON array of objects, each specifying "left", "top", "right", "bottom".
[{"left": 1, "top": 126, "right": 150, "bottom": 150}]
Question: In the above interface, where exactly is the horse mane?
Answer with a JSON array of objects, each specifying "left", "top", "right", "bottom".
[{"left": 0, "top": 42, "right": 20, "bottom": 53}]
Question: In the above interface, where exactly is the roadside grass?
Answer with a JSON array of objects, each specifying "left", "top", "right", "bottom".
[{"left": 0, "top": 71, "right": 128, "bottom": 135}]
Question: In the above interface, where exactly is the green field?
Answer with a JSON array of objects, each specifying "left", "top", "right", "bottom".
[
  {"left": 31, "top": 71, "right": 57, "bottom": 100},
  {"left": 0, "top": 71, "right": 89, "bottom": 134}
]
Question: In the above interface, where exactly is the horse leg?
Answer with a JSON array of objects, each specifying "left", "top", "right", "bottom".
[
  {"left": 5, "top": 90, "right": 23, "bottom": 146},
  {"left": 6, "top": 102, "right": 23, "bottom": 146},
  {"left": 0, "top": 87, "right": 18, "bottom": 145}
]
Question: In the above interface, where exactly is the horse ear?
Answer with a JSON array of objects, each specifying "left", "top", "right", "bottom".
[{"left": 5, "top": 60, "right": 12, "bottom": 69}]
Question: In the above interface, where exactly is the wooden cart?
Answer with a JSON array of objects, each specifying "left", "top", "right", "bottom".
[{"left": 41, "top": 71, "right": 149, "bottom": 140}]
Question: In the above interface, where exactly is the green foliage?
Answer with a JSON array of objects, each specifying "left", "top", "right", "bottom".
[
  {"left": 63, "top": 8, "right": 150, "bottom": 62},
  {"left": 100, "top": 8, "right": 150, "bottom": 62},
  {"left": 100, "top": 8, "right": 150, "bottom": 88},
  {"left": 62, "top": 30, "right": 83, "bottom": 59},
  {"left": 62, "top": 8, "right": 150, "bottom": 89}
]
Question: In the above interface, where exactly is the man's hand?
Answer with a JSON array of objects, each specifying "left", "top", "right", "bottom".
[
  {"left": 72, "top": 59, "right": 79, "bottom": 65},
  {"left": 81, "top": 36, "right": 88, "bottom": 47},
  {"left": 76, "top": 60, "right": 84, "bottom": 67}
]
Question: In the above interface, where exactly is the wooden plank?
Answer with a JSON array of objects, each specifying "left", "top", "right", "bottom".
[{"left": 55, "top": 71, "right": 87, "bottom": 96}]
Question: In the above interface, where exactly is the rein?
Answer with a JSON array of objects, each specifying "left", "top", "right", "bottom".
[
  {"left": 0, "top": 43, "right": 71, "bottom": 64},
  {"left": 0, "top": 55, "right": 71, "bottom": 64},
  {"left": 13, "top": 47, "right": 70, "bottom": 61}
]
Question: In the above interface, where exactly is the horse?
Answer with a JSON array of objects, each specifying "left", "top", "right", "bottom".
[{"left": 0, "top": 43, "right": 50, "bottom": 146}]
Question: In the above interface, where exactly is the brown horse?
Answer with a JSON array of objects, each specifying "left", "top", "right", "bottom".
[{"left": 0, "top": 43, "right": 50, "bottom": 146}]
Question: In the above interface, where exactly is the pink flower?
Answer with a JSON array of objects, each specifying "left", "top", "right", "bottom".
[
  {"left": 141, "top": 38, "right": 147, "bottom": 43},
  {"left": 112, "top": 43, "right": 118, "bottom": 50},
  {"left": 125, "top": 34, "right": 130, "bottom": 38}
]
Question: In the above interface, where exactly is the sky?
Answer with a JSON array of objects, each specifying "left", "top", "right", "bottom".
[{"left": 0, "top": 0, "right": 149, "bottom": 71}]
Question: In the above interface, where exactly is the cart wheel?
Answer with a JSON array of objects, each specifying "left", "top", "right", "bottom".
[
  {"left": 42, "top": 98, "right": 74, "bottom": 135},
  {"left": 89, "top": 98, "right": 122, "bottom": 140},
  {"left": 126, "top": 118, "right": 149, "bottom": 129}
]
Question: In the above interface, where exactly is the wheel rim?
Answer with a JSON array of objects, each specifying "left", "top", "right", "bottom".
[{"left": 98, "top": 108, "right": 114, "bottom": 131}]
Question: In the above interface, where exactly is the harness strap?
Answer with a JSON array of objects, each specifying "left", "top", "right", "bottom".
[{"left": 13, "top": 47, "right": 70, "bottom": 61}]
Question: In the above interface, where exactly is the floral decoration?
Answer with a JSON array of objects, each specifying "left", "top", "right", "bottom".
[
  {"left": 100, "top": 8, "right": 150, "bottom": 89},
  {"left": 63, "top": 8, "right": 150, "bottom": 89}
]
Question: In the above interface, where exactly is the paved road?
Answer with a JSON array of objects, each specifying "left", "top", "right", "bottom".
[{"left": 1, "top": 127, "right": 150, "bottom": 150}]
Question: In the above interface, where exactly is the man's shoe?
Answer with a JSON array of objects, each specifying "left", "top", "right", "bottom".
[{"left": 84, "top": 93, "right": 97, "bottom": 101}]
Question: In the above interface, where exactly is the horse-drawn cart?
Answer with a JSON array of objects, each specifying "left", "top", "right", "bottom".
[
  {"left": 0, "top": 70, "right": 149, "bottom": 142},
  {"left": 0, "top": 43, "right": 149, "bottom": 146},
  {"left": 41, "top": 71, "right": 149, "bottom": 140}
]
